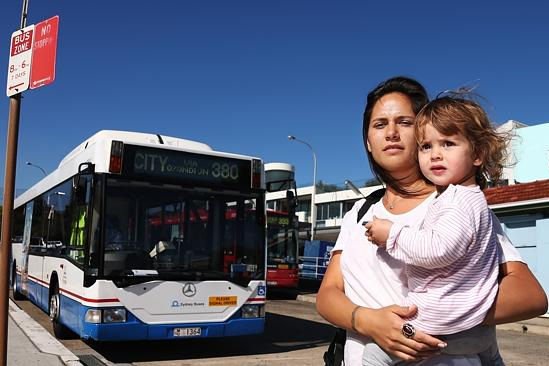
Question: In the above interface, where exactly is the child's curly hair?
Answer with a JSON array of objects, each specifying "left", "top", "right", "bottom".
[{"left": 414, "top": 96, "right": 511, "bottom": 189}]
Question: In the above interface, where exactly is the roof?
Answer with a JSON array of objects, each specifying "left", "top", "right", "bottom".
[{"left": 484, "top": 179, "right": 549, "bottom": 205}]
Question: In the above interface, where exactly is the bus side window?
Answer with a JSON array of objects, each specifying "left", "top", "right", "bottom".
[{"left": 67, "top": 175, "right": 91, "bottom": 265}]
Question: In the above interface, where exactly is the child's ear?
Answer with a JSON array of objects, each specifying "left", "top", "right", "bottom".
[{"left": 473, "top": 156, "right": 482, "bottom": 167}]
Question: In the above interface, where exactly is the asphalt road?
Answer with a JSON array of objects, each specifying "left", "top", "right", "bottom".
[{"left": 10, "top": 290, "right": 549, "bottom": 366}]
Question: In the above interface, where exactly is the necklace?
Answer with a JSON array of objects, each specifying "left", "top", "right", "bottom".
[
  {"left": 384, "top": 193, "right": 402, "bottom": 210},
  {"left": 384, "top": 188, "right": 434, "bottom": 210}
]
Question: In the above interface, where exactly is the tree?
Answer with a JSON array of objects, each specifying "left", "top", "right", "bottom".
[
  {"left": 316, "top": 180, "right": 339, "bottom": 194},
  {"left": 363, "top": 177, "right": 382, "bottom": 187}
]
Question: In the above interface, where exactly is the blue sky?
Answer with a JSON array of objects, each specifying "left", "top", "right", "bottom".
[{"left": 1, "top": 1, "right": 548, "bottom": 192}]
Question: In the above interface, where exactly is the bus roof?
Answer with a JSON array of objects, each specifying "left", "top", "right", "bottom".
[{"left": 59, "top": 130, "right": 213, "bottom": 167}]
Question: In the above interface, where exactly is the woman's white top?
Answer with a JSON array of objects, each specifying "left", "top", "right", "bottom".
[{"left": 332, "top": 192, "right": 522, "bottom": 366}]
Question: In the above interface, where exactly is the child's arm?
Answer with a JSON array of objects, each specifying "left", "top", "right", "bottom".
[{"left": 382, "top": 204, "right": 475, "bottom": 268}]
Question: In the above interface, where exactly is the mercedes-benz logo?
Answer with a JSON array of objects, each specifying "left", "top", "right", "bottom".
[{"left": 182, "top": 283, "right": 197, "bottom": 297}]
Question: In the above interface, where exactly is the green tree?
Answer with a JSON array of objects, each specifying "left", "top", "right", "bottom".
[
  {"left": 363, "top": 177, "right": 382, "bottom": 187},
  {"left": 316, "top": 180, "right": 339, "bottom": 194}
]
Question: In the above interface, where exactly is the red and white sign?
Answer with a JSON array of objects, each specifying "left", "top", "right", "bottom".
[
  {"left": 6, "top": 25, "right": 35, "bottom": 97},
  {"left": 30, "top": 16, "right": 59, "bottom": 90}
]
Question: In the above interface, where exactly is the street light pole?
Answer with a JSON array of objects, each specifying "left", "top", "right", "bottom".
[
  {"left": 25, "top": 161, "right": 47, "bottom": 177},
  {"left": 288, "top": 135, "right": 317, "bottom": 241}
]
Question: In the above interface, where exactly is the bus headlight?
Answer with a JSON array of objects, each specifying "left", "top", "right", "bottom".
[
  {"left": 103, "top": 308, "right": 127, "bottom": 323},
  {"left": 85, "top": 309, "right": 102, "bottom": 324},
  {"left": 85, "top": 308, "right": 127, "bottom": 323},
  {"left": 241, "top": 304, "right": 264, "bottom": 319}
]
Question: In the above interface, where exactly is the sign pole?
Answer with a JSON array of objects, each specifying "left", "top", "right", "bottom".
[{"left": 0, "top": 1, "right": 29, "bottom": 365}]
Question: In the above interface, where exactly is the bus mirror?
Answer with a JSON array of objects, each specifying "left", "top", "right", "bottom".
[
  {"left": 286, "top": 190, "right": 297, "bottom": 216},
  {"left": 73, "top": 163, "right": 94, "bottom": 190},
  {"left": 286, "top": 190, "right": 295, "bottom": 200},
  {"left": 78, "top": 162, "right": 94, "bottom": 174}
]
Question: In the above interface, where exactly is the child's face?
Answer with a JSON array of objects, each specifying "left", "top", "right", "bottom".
[{"left": 418, "top": 123, "right": 482, "bottom": 189}]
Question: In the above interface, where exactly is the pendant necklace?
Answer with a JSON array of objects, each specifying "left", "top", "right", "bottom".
[{"left": 385, "top": 194, "right": 402, "bottom": 210}]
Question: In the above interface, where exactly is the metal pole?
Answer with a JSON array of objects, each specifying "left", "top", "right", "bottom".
[
  {"left": 311, "top": 150, "right": 316, "bottom": 241},
  {"left": 288, "top": 135, "right": 317, "bottom": 241},
  {"left": 0, "top": 1, "right": 28, "bottom": 364}
]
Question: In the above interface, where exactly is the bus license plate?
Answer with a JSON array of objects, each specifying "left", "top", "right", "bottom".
[{"left": 173, "top": 327, "right": 201, "bottom": 337}]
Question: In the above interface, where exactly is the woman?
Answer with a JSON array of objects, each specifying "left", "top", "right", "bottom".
[{"left": 316, "top": 76, "right": 548, "bottom": 365}]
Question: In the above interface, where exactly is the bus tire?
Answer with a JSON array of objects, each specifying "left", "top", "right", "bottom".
[
  {"left": 49, "top": 278, "right": 73, "bottom": 339},
  {"left": 11, "top": 264, "right": 25, "bottom": 300}
]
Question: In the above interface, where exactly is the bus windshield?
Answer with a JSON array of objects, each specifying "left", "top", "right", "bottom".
[
  {"left": 92, "top": 177, "right": 265, "bottom": 285},
  {"left": 267, "top": 210, "right": 298, "bottom": 268}
]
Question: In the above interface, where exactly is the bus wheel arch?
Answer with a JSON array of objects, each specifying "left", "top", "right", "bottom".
[
  {"left": 11, "top": 262, "right": 25, "bottom": 300},
  {"left": 48, "top": 274, "right": 72, "bottom": 339}
]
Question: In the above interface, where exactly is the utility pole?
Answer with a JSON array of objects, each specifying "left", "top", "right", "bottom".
[{"left": 0, "top": 1, "right": 29, "bottom": 365}]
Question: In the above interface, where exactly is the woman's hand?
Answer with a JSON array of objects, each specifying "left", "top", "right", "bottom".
[{"left": 356, "top": 304, "right": 446, "bottom": 362}]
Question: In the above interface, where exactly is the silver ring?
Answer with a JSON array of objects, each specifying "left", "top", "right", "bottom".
[{"left": 401, "top": 323, "right": 415, "bottom": 339}]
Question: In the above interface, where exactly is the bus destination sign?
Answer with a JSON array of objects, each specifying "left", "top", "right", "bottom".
[{"left": 123, "top": 145, "right": 252, "bottom": 189}]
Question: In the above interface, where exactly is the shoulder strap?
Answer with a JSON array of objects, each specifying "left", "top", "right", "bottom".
[
  {"left": 323, "top": 327, "right": 346, "bottom": 366},
  {"left": 356, "top": 188, "right": 385, "bottom": 223}
]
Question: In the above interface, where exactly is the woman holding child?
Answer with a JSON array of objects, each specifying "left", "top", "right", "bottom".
[{"left": 316, "top": 76, "right": 548, "bottom": 365}]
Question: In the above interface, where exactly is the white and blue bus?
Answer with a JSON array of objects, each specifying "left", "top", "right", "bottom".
[{"left": 10, "top": 130, "right": 267, "bottom": 341}]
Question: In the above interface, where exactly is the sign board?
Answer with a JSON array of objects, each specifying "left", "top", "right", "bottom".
[
  {"left": 6, "top": 25, "right": 35, "bottom": 96},
  {"left": 30, "top": 16, "right": 59, "bottom": 89},
  {"left": 122, "top": 144, "right": 253, "bottom": 190}
]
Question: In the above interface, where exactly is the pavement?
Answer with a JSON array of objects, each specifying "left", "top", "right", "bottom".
[
  {"left": 7, "top": 290, "right": 549, "bottom": 365},
  {"left": 7, "top": 299, "right": 82, "bottom": 366}
]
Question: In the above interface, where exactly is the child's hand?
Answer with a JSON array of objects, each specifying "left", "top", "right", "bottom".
[{"left": 364, "top": 217, "right": 393, "bottom": 247}]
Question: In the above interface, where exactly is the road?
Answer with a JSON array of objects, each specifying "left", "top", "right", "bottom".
[{"left": 10, "top": 291, "right": 549, "bottom": 366}]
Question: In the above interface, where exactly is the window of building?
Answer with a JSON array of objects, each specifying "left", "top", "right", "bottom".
[
  {"left": 343, "top": 200, "right": 358, "bottom": 216},
  {"left": 317, "top": 202, "right": 341, "bottom": 221}
]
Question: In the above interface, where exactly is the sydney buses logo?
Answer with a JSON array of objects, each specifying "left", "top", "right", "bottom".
[{"left": 182, "top": 283, "right": 197, "bottom": 297}]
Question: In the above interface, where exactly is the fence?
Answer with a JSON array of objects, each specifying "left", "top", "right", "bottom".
[{"left": 298, "top": 256, "right": 328, "bottom": 280}]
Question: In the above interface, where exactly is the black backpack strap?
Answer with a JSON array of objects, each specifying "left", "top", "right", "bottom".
[
  {"left": 356, "top": 188, "right": 385, "bottom": 224},
  {"left": 323, "top": 327, "right": 347, "bottom": 366}
]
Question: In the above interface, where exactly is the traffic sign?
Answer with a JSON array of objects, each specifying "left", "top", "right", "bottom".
[
  {"left": 30, "top": 16, "right": 59, "bottom": 90},
  {"left": 6, "top": 25, "right": 35, "bottom": 97}
]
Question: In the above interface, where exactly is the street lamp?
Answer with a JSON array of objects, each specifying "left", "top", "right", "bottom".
[
  {"left": 345, "top": 179, "right": 366, "bottom": 199},
  {"left": 25, "top": 161, "right": 47, "bottom": 177},
  {"left": 288, "top": 135, "right": 317, "bottom": 241}
]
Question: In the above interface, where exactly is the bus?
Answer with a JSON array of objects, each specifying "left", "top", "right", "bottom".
[
  {"left": 10, "top": 130, "right": 267, "bottom": 341},
  {"left": 266, "top": 208, "right": 299, "bottom": 288},
  {"left": 264, "top": 163, "right": 299, "bottom": 289}
]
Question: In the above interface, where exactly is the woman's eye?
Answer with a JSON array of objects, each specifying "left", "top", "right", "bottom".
[
  {"left": 400, "top": 119, "right": 414, "bottom": 126},
  {"left": 372, "top": 121, "right": 385, "bottom": 129}
]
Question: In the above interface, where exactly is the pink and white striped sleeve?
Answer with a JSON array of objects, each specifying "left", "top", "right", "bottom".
[{"left": 385, "top": 205, "right": 475, "bottom": 269}]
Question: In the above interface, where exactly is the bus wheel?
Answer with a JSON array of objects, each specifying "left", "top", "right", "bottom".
[
  {"left": 49, "top": 281, "right": 72, "bottom": 339},
  {"left": 11, "top": 264, "right": 25, "bottom": 300}
]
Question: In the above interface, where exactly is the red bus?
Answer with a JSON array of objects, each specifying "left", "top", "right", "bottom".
[{"left": 266, "top": 208, "right": 299, "bottom": 288}]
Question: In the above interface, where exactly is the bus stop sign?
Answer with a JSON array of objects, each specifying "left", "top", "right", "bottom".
[
  {"left": 6, "top": 25, "right": 34, "bottom": 97},
  {"left": 30, "top": 16, "right": 59, "bottom": 90}
]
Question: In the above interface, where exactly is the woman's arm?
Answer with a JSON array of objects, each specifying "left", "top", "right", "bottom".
[
  {"left": 316, "top": 251, "right": 445, "bottom": 361},
  {"left": 484, "top": 261, "right": 548, "bottom": 325}
]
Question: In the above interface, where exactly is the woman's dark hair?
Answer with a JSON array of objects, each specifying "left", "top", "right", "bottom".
[{"left": 362, "top": 76, "right": 429, "bottom": 194}]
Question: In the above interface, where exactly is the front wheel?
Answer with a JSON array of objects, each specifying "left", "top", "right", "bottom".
[
  {"left": 49, "top": 282, "right": 73, "bottom": 339},
  {"left": 11, "top": 265, "right": 25, "bottom": 300}
]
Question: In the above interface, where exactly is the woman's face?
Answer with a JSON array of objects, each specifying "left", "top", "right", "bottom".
[{"left": 367, "top": 92, "right": 419, "bottom": 175}]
